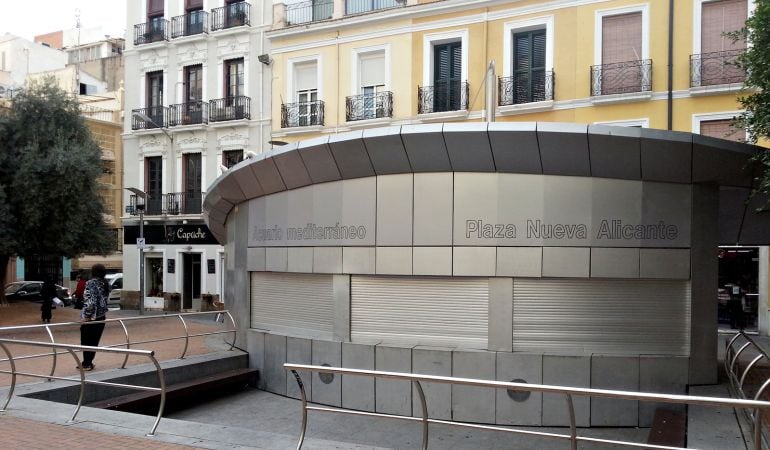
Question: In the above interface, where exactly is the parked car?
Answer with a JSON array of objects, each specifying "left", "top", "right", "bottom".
[
  {"left": 106, "top": 273, "right": 122, "bottom": 308},
  {"left": 4, "top": 281, "right": 72, "bottom": 306}
]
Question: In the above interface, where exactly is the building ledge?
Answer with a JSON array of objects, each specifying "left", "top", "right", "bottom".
[
  {"left": 170, "top": 33, "right": 209, "bottom": 44},
  {"left": 343, "top": 117, "right": 393, "bottom": 129},
  {"left": 272, "top": 125, "right": 325, "bottom": 138},
  {"left": 170, "top": 123, "right": 208, "bottom": 132},
  {"left": 131, "top": 128, "right": 170, "bottom": 137},
  {"left": 210, "top": 26, "right": 251, "bottom": 38},
  {"left": 590, "top": 91, "right": 653, "bottom": 105},
  {"left": 689, "top": 83, "right": 747, "bottom": 97},
  {"left": 132, "top": 40, "right": 169, "bottom": 52},
  {"left": 416, "top": 109, "right": 470, "bottom": 123},
  {"left": 497, "top": 100, "right": 554, "bottom": 117},
  {"left": 208, "top": 119, "right": 250, "bottom": 129}
]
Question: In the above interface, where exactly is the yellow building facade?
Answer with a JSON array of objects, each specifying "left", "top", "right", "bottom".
[{"left": 267, "top": 0, "right": 756, "bottom": 143}]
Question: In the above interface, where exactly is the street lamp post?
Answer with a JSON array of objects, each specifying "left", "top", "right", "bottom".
[{"left": 126, "top": 188, "right": 148, "bottom": 316}]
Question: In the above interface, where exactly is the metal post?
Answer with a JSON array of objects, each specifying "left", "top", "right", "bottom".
[{"left": 139, "top": 208, "right": 145, "bottom": 316}]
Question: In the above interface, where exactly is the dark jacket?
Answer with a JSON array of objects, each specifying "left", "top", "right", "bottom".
[{"left": 40, "top": 281, "right": 56, "bottom": 311}]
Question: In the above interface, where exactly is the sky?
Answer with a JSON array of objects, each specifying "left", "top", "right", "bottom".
[{"left": 0, "top": 0, "right": 127, "bottom": 42}]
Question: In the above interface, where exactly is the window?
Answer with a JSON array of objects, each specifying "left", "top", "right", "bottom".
[
  {"left": 181, "top": 65, "right": 203, "bottom": 124},
  {"left": 358, "top": 52, "right": 386, "bottom": 119},
  {"left": 146, "top": 70, "right": 164, "bottom": 126},
  {"left": 511, "top": 29, "right": 547, "bottom": 104},
  {"left": 294, "top": 61, "right": 319, "bottom": 125},
  {"left": 145, "top": 156, "right": 163, "bottom": 214},
  {"left": 223, "top": 150, "right": 244, "bottom": 169},
  {"left": 699, "top": 118, "right": 745, "bottom": 142},
  {"left": 695, "top": 0, "right": 747, "bottom": 86},
  {"left": 147, "top": 0, "right": 165, "bottom": 38},
  {"left": 185, "top": 0, "right": 205, "bottom": 35},
  {"left": 594, "top": 9, "right": 649, "bottom": 95},
  {"left": 225, "top": 0, "right": 248, "bottom": 27},
  {"left": 183, "top": 153, "right": 202, "bottom": 214},
  {"left": 433, "top": 41, "right": 463, "bottom": 112},
  {"left": 224, "top": 58, "right": 244, "bottom": 100}
]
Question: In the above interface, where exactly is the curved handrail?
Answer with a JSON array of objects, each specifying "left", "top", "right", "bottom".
[
  {"left": 286, "top": 363, "right": 770, "bottom": 450},
  {"left": 0, "top": 338, "right": 165, "bottom": 436}
]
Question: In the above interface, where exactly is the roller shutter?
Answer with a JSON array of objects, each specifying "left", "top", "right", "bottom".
[
  {"left": 351, "top": 276, "right": 488, "bottom": 349},
  {"left": 513, "top": 279, "right": 691, "bottom": 355},
  {"left": 250, "top": 272, "right": 334, "bottom": 337}
]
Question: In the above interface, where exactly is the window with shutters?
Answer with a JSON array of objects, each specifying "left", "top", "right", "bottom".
[
  {"left": 697, "top": 117, "right": 746, "bottom": 142},
  {"left": 185, "top": 0, "right": 205, "bottom": 35},
  {"left": 347, "top": 49, "right": 391, "bottom": 121},
  {"left": 182, "top": 153, "right": 202, "bottom": 214},
  {"left": 692, "top": 0, "right": 747, "bottom": 87},
  {"left": 432, "top": 42, "right": 463, "bottom": 112},
  {"left": 145, "top": 71, "right": 165, "bottom": 126},
  {"left": 508, "top": 29, "right": 547, "bottom": 105},
  {"left": 593, "top": 6, "right": 650, "bottom": 96},
  {"left": 283, "top": 59, "right": 322, "bottom": 127},
  {"left": 144, "top": 156, "right": 163, "bottom": 215}
]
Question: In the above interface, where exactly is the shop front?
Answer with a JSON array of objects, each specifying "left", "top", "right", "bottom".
[{"left": 204, "top": 123, "right": 770, "bottom": 427}]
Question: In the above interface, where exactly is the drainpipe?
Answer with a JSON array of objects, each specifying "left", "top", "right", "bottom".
[
  {"left": 485, "top": 60, "right": 496, "bottom": 122},
  {"left": 667, "top": 0, "right": 674, "bottom": 130}
]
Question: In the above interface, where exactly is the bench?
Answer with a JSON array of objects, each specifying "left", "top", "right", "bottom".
[
  {"left": 647, "top": 408, "right": 686, "bottom": 448},
  {"left": 87, "top": 368, "right": 258, "bottom": 414}
]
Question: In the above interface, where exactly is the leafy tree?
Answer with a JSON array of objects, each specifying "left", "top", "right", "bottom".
[
  {"left": 733, "top": 0, "right": 770, "bottom": 193},
  {"left": 0, "top": 79, "right": 114, "bottom": 304}
]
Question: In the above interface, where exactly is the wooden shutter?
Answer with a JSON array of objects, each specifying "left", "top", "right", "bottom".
[
  {"left": 700, "top": 119, "right": 745, "bottom": 142},
  {"left": 702, "top": 0, "right": 747, "bottom": 53},
  {"left": 147, "top": 0, "right": 164, "bottom": 17},
  {"left": 602, "top": 12, "right": 642, "bottom": 64},
  {"left": 186, "top": 0, "right": 203, "bottom": 10}
]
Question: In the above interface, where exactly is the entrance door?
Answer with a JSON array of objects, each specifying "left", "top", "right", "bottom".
[
  {"left": 182, "top": 253, "right": 201, "bottom": 310},
  {"left": 718, "top": 246, "right": 759, "bottom": 332}
]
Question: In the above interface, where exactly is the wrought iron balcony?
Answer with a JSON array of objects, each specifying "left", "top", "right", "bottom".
[
  {"left": 690, "top": 49, "right": 745, "bottom": 88},
  {"left": 418, "top": 81, "right": 469, "bottom": 114},
  {"left": 590, "top": 59, "right": 652, "bottom": 96},
  {"left": 171, "top": 10, "right": 208, "bottom": 38},
  {"left": 346, "top": 92, "right": 393, "bottom": 122},
  {"left": 499, "top": 71, "right": 554, "bottom": 106},
  {"left": 209, "top": 96, "right": 251, "bottom": 122},
  {"left": 126, "top": 192, "right": 205, "bottom": 216},
  {"left": 170, "top": 101, "right": 208, "bottom": 126},
  {"left": 211, "top": 1, "right": 251, "bottom": 31},
  {"left": 281, "top": 100, "right": 325, "bottom": 128},
  {"left": 133, "top": 20, "right": 169, "bottom": 46},
  {"left": 131, "top": 106, "right": 169, "bottom": 130},
  {"left": 345, "top": 0, "right": 400, "bottom": 15},
  {"left": 285, "top": 0, "right": 333, "bottom": 26}
]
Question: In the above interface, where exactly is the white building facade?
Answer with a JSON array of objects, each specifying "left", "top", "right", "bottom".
[{"left": 122, "top": 0, "right": 272, "bottom": 310}]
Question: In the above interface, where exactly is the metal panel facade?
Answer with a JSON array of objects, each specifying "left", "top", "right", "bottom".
[
  {"left": 513, "top": 279, "right": 691, "bottom": 355},
  {"left": 250, "top": 272, "right": 334, "bottom": 336},
  {"left": 351, "top": 276, "right": 488, "bottom": 349}
]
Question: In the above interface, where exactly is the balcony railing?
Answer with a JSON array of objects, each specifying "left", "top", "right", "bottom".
[
  {"left": 131, "top": 106, "right": 169, "bottom": 130},
  {"left": 211, "top": 1, "right": 251, "bottom": 31},
  {"left": 285, "top": 0, "right": 333, "bottom": 26},
  {"left": 345, "top": 0, "right": 400, "bottom": 15},
  {"left": 127, "top": 192, "right": 205, "bottom": 216},
  {"left": 499, "top": 71, "right": 554, "bottom": 106},
  {"left": 133, "top": 20, "right": 169, "bottom": 46},
  {"left": 690, "top": 49, "right": 745, "bottom": 88},
  {"left": 346, "top": 91, "right": 393, "bottom": 122},
  {"left": 209, "top": 96, "right": 251, "bottom": 122},
  {"left": 590, "top": 59, "right": 652, "bottom": 96},
  {"left": 170, "top": 101, "right": 209, "bottom": 126},
  {"left": 171, "top": 10, "right": 209, "bottom": 38},
  {"left": 281, "top": 100, "right": 325, "bottom": 128},
  {"left": 418, "top": 81, "right": 469, "bottom": 114}
]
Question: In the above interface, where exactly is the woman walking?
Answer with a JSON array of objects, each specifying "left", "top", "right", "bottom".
[
  {"left": 40, "top": 277, "right": 56, "bottom": 324},
  {"left": 79, "top": 264, "right": 108, "bottom": 371}
]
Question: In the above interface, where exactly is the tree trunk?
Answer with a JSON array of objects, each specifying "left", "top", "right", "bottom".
[{"left": 0, "top": 254, "right": 9, "bottom": 306}]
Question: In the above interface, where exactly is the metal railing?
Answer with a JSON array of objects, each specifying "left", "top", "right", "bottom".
[
  {"left": 346, "top": 92, "right": 392, "bottom": 122},
  {"left": 126, "top": 191, "right": 207, "bottom": 216},
  {"left": 285, "top": 0, "right": 334, "bottom": 26},
  {"left": 170, "top": 101, "right": 208, "bottom": 126},
  {"left": 0, "top": 339, "right": 165, "bottom": 436},
  {"left": 690, "top": 49, "right": 745, "bottom": 88},
  {"left": 590, "top": 59, "right": 652, "bottom": 96},
  {"left": 345, "top": 0, "right": 400, "bottom": 15},
  {"left": 281, "top": 100, "right": 325, "bottom": 128},
  {"left": 498, "top": 71, "right": 554, "bottom": 106},
  {"left": 286, "top": 363, "right": 770, "bottom": 450},
  {"left": 131, "top": 106, "right": 169, "bottom": 130},
  {"left": 725, "top": 331, "right": 770, "bottom": 448},
  {"left": 418, "top": 81, "right": 469, "bottom": 114},
  {"left": 209, "top": 96, "right": 251, "bottom": 122},
  {"left": 171, "top": 10, "right": 209, "bottom": 38},
  {"left": 133, "top": 20, "right": 169, "bottom": 46},
  {"left": 211, "top": 1, "right": 251, "bottom": 31}
]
